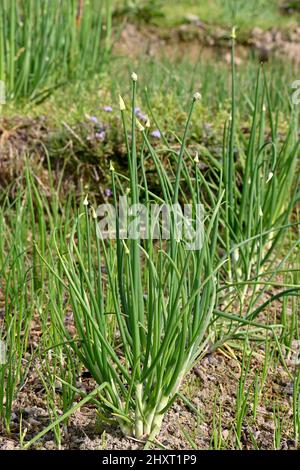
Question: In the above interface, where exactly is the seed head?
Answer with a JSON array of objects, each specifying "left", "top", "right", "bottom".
[
  {"left": 193, "top": 92, "right": 201, "bottom": 102},
  {"left": 109, "top": 161, "right": 115, "bottom": 172},
  {"left": 266, "top": 171, "right": 273, "bottom": 183},
  {"left": 131, "top": 72, "right": 138, "bottom": 82},
  {"left": 83, "top": 195, "right": 89, "bottom": 206},
  {"left": 136, "top": 119, "right": 145, "bottom": 132},
  {"left": 119, "top": 95, "right": 126, "bottom": 111},
  {"left": 231, "top": 27, "right": 236, "bottom": 40}
]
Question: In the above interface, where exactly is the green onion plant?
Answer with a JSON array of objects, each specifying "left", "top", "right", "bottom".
[
  {"left": 0, "top": 0, "right": 112, "bottom": 101},
  {"left": 0, "top": 187, "right": 34, "bottom": 432},
  {"left": 42, "top": 74, "right": 221, "bottom": 443},
  {"left": 219, "top": 29, "right": 300, "bottom": 307}
]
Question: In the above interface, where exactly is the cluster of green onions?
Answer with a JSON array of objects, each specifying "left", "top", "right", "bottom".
[
  {"left": 42, "top": 70, "right": 221, "bottom": 442},
  {"left": 0, "top": 0, "right": 112, "bottom": 101},
  {"left": 36, "top": 31, "right": 300, "bottom": 445},
  {"left": 204, "top": 30, "right": 300, "bottom": 301}
]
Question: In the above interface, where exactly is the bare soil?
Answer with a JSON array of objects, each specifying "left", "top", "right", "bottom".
[
  {"left": 114, "top": 21, "right": 300, "bottom": 63},
  {"left": 0, "top": 335, "right": 296, "bottom": 450}
]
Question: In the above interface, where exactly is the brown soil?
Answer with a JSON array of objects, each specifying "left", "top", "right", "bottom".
[
  {"left": 0, "top": 116, "right": 114, "bottom": 198},
  {"left": 114, "top": 21, "right": 300, "bottom": 63},
  {"left": 0, "top": 117, "right": 47, "bottom": 188},
  {"left": 0, "top": 331, "right": 297, "bottom": 450}
]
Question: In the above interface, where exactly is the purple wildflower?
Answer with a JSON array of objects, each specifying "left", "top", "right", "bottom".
[
  {"left": 90, "top": 116, "right": 99, "bottom": 124},
  {"left": 138, "top": 112, "right": 148, "bottom": 122},
  {"left": 95, "top": 131, "right": 106, "bottom": 141},
  {"left": 151, "top": 129, "right": 161, "bottom": 139},
  {"left": 102, "top": 105, "right": 113, "bottom": 112},
  {"left": 134, "top": 107, "right": 147, "bottom": 122},
  {"left": 104, "top": 188, "right": 113, "bottom": 197}
]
